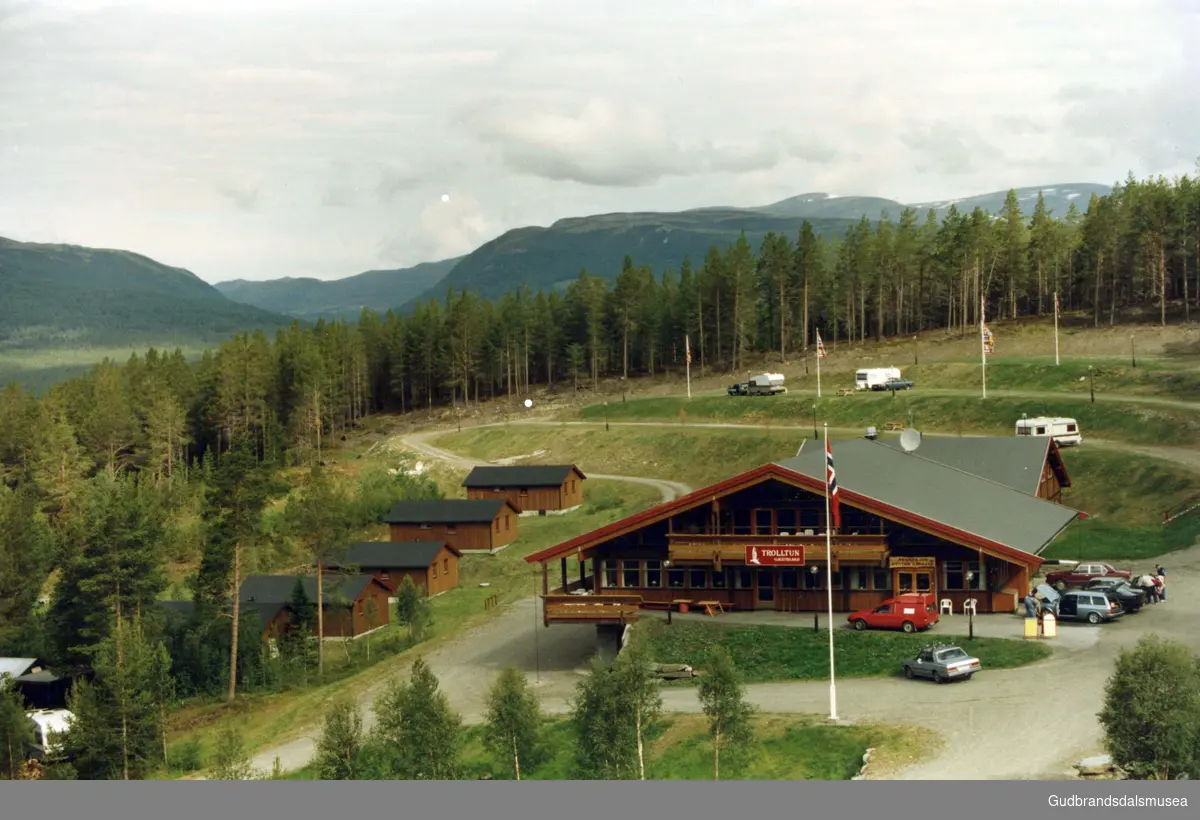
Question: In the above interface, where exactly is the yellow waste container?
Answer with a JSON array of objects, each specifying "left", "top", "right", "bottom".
[{"left": 1024, "top": 618, "right": 1039, "bottom": 638}]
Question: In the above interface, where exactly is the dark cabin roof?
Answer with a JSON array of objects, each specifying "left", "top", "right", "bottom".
[
  {"left": 157, "top": 599, "right": 285, "bottom": 633},
  {"left": 238, "top": 574, "right": 379, "bottom": 605},
  {"left": 777, "top": 438, "right": 1081, "bottom": 556},
  {"left": 334, "top": 541, "right": 461, "bottom": 570},
  {"left": 875, "top": 435, "right": 1069, "bottom": 494},
  {"left": 385, "top": 498, "right": 516, "bottom": 524},
  {"left": 462, "top": 465, "right": 584, "bottom": 488}
]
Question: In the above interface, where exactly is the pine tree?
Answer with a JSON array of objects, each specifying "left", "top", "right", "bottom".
[
  {"left": 697, "top": 646, "right": 755, "bottom": 780},
  {"left": 0, "top": 679, "right": 34, "bottom": 780},
  {"left": 482, "top": 666, "right": 543, "bottom": 780}
]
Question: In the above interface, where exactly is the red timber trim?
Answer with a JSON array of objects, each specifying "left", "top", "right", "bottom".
[{"left": 525, "top": 462, "right": 1070, "bottom": 571}]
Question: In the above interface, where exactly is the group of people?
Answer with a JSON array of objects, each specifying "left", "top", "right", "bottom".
[{"left": 1022, "top": 565, "right": 1167, "bottom": 618}]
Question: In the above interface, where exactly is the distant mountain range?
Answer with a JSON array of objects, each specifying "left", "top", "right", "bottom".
[
  {"left": 214, "top": 257, "right": 462, "bottom": 322},
  {"left": 0, "top": 236, "right": 291, "bottom": 353}
]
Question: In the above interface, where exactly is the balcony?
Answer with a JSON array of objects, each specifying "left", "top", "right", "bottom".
[
  {"left": 667, "top": 532, "right": 888, "bottom": 565},
  {"left": 542, "top": 593, "right": 642, "bottom": 626}
]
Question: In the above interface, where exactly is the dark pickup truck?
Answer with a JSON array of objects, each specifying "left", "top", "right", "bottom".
[{"left": 873, "top": 378, "right": 913, "bottom": 391}]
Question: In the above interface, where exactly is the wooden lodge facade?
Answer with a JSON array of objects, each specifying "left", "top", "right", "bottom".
[
  {"left": 463, "top": 465, "right": 587, "bottom": 514},
  {"left": 526, "top": 437, "right": 1083, "bottom": 626},
  {"left": 385, "top": 498, "right": 520, "bottom": 554},
  {"left": 334, "top": 541, "right": 462, "bottom": 597}
]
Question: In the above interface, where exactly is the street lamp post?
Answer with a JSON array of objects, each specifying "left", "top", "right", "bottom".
[
  {"left": 665, "top": 561, "right": 673, "bottom": 625},
  {"left": 1088, "top": 366, "right": 1095, "bottom": 404},
  {"left": 810, "top": 566, "right": 820, "bottom": 631},
  {"left": 913, "top": 335, "right": 918, "bottom": 366},
  {"left": 812, "top": 405, "right": 818, "bottom": 441},
  {"left": 604, "top": 401, "right": 609, "bottom": 431},
  {"left": 966, "top": 571, "right": 975, "bottom": 640},
  {"left": 1131, "top": 335, "right": 1136, "bottom": 368}
]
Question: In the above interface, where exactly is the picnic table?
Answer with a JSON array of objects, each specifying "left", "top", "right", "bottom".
[
  {"left": 835, "top": 388, "right": 854, "bottom": 397},
  {"left": 696, "top": 600, "right": 727, "bottom": 616},
  {"left": 884, "top": 421, "right": 904, "bottom": 432}
]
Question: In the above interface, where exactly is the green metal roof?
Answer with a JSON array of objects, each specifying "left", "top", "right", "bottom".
[
  {"left": 335, "top": 541, "right": 455, "bottom": 570},
  {"left": 776, "top": 438, "right": 1080, "bottom": 557},
  {"left": 875, "top": 435, "right": 1058, "bottom": 494},
  {"left": 385, "top": 498, "right": 511, "bottom": 524},
  {"left": 463, "top": 465, "right": 582, "bottom": 488}
]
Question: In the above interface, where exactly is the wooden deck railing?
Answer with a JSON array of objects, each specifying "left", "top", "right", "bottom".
[{"left": 542, "top": 593, "right": 643, "bottom": 626}]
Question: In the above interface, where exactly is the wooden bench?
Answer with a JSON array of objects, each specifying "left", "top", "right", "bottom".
[
  {"left": 696, "top": 600, "right": 726, "bottom": 616},
  {"left": 640, "top": 600, "right": 673, "bottom": 611},
  {"left": 884, "top": 422, "right": 904, "bottom": 432},
  {"left": 835, "top": 388, "right": 854, "bottom": 397}
]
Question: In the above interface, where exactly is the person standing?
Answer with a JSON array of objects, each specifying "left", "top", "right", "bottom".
[
  {"left": 1023, "top": 591, "right": 1039, "bottom": 619},
  {"left": 1155, "top": 565, "right": 1166, "bottom": 601}
]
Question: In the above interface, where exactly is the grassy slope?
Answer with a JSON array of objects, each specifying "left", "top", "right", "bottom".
[
  {"left": 283, "top": 714, "right": 935, "bottom": 780},
  {"left": 165, "top": 479, "right": 663, "bottom": 765}
]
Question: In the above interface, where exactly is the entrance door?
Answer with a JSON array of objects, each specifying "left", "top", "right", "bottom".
[
  {"left": 896, "top": 570, "right": 935, "bottom": 598},
  {"left": 756, "top": 569, "right": 775, "bottom": 608}
]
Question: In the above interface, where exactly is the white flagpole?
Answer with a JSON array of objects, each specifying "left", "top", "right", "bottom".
[
  {"left": 1054, "top": 292, "right": 1060, "bottom": 366},
  {"left": 823, "top": 423, "right": 838, "bottom": 721},
  {"left": 685, "top": 335, "right": 692, "bottom": 399},
  {"left": 816, "top": 335, "right": 822, "bottom": 398},
  {"left": 980, "top": 296, "right": 987, "bottom": 400}
]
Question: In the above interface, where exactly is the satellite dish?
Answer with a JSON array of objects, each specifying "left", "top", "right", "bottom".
[{"left": 899, "top": 427, "right": 922, "bottom": 452}]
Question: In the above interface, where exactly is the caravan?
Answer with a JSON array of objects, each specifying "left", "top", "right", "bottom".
[
  {"left": 1015, "top": 416, "right": 1082, "bottom": 446},
  {"left": 855, "top": 368, "right": 901, "bottom": 391}
]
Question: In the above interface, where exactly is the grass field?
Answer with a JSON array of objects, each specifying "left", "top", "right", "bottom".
[
  {"left": 281, "top": 713, "right": 935, "bottom": 780},
  {"left": 0, "top": 344, "right": 209, "bottom": 392},
  {"left": 573, "top": 392, "right": 1200, "bottom": 447},
  {"left": 164, "top": 479, "right": 663, "bottom": 771},
  {"left": 641, "top": 620, "right": 1050, "bottom": 683}
]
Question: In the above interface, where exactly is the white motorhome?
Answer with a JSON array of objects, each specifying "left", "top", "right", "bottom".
[
  {"left": 748, "top": 373, "right": 786, "bottom": 395},
  {"left": 27, "top": 708, "right": 72, "bottom": 760},
  {"left": 1015, "top": 416, "right": 1082, "bottom": 446},
  {"left": 855, "top": 367, "right": 901, "bottom": 391}
]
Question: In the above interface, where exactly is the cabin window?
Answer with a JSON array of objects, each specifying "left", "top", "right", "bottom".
[
  {"left": 443, "top": 559, "right": 449, "bottom": 575},
  {"left": 776, "top": 509, "right": 797, "bottom": 533},
  {"left": 432, "top": 564, "right": 438, "bottom": 579},
  {"left": 520, "top": 489, "right": 529, "bottom": 497},
  {"left": 495, "top": 519, "right": 500, "bottom": 533},
  {"left": 603, "top": 560, "right": 619, "bottom": 588},
  {"left": 644, "top": 560, "right": 662, "bottom": 588},
  {"left": 380, "top": 572, "right": 390, "bottom": 581},
  {"left": 622, "top": 560, "right": 641, "bottom": 588},
  {"left": 734, "top": 568, "right": 753, "bottom": 589},
  {"left": 419, "top": 523, "right": 431, "bottom": 530},
  {"left": 505, "top": 515, "right": 510, "bottom": 531},
  {"left": 779, "top": 569, "right": 799, "bottom": 590},
  {"left": 710, "top": 568, "right": 728, "bottom": 589},
  {"left": 667, "top": 568, "right": 686, "bottom": 589},
  {"left": 447, "top": 525, "right": 457, "bottom": 534},
  {"left": 688, "top": 568, "right": 707, "bottom": 589}
]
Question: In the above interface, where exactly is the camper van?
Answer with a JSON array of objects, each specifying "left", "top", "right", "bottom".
[
  {"left": 747, "top": 373, "right": 787, "bottom": 395},
  {"left": 855, "top": 368, "right": 902, "bottom": 391},
  {"left": 1015, "top": 416, "right": 1082, "bottom": 446}
]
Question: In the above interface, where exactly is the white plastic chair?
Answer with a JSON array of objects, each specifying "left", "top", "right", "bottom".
[
  {"left": 963, "top": 598, "right": 978, "bottom": 615},
  {"left": 939, "top": 599, "right": 953, "bottom": 615}
]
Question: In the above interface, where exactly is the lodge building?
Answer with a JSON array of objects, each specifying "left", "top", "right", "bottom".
[{"left": 526, "top": 436, "right": 1083, "bottom": 626}]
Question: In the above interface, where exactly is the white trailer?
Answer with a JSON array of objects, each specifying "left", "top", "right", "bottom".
[
  {"left": 855, "top": 367, "right": 901, "bottom": 391},
  {"left": 1015, "top": 416, "right": 1082, "bottom": 446},
  {"left": 747, "top": 373, "right": 787, "bottom": 395}
]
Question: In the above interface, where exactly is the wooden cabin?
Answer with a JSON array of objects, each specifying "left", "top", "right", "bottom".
[
  {"left": 385, "top": 499, "right": 520, "bottom": 554},
  {"left": 239, "top": 574, "right": 392, "bottom": 638},
  {"left": 462, "top": 465, "right": 587, "bottom": 514},
  {"left": 526, "top": 438, "right": 1084, "bottom": 626},
  {"left": 333, "top": 541, "right": 462, "bottom": 597}
]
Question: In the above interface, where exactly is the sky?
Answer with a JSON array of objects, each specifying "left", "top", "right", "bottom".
[{"left": 1, "top": 0, "right": 1197, "bottom": 284}]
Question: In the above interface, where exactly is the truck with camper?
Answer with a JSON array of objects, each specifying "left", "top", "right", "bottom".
[
  {"left": 855, "top": 367, "right": 902, "bottom": 391},
  {"left": 1015, "top": 416, "right": 1082, "bottom": 446},
  {"left": 728, "top": 373, "right": 786, "bottom": 396}
]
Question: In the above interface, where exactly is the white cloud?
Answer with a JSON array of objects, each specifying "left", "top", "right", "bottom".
[{"left": 0, "top": 0, "right": 1193, "bottom": 280}]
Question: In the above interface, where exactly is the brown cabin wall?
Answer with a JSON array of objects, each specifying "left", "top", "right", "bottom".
[
  {"left": 427, "top": 545, "right": 460, "bottom": 595},
  {"left": 467, "top": 475, "right": 585, "bottom": 512},
  {"left": 1038, "top": 462, "right": 1063, "bottom": 503},
  {"left": 350, "top": 583, "right": 392, "bottom": 634},
  {"left": 390, "top": 522, "right": 498, "bottom": 552}
]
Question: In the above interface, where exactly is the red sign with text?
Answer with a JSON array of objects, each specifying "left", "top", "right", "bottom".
[{"left": 744, "top": 545, "right": 806, "bottom": 566}]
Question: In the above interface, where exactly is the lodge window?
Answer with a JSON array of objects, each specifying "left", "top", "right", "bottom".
[
  {"left": 603, "top": 560, "right": 619, "bottom": 588},
  {"left": 711, "top": 568, "right": 727, "bottom": 589},
  {"left": 943, "top": 561, "right": 985, "bottom": 591},
  {"left": 799, "top": 508, "right": 821, "bottom": 529},
  {"left": 777, "top": 509, "right": 797, "bottom": 534},
  {"left": 644, "top": 560, "right": 662, "bottom": 588},
  {"left": 873, "top": 568, "right": 891, "bottom": 591},
  {"left": 688, "top": 568, "right": 707, "bottom": 590},
  {"left": 667, "top": 568, "right": 686, "bottom": 589},
  {"left": 732, "top": 510, "right": 752, "bottom": 535},
  {"left": 803, "top": 570, "right": 842, "bottom": 590},
  {"left": 622, "top": 560, "right": 641, "bottom": 588},
  {"left": 754, "top": 509, "right": 773, "bottom": 535},
  {"left": 735, "top": 569, "right": 753, "bottom": 589},
  {"left": 849, "top": 567, "right": 892, "bottom": 591},
  {"left": 779, "top": 569, "right": 799, "bottom": 590}
]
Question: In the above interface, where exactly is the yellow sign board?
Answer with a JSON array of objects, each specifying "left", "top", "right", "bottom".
[
  {"left": 1023, "top": 618, "right": 1039, "bottom": 638},
  {"left": 889, "top": 556, "right": 937, "bottom": 569}
]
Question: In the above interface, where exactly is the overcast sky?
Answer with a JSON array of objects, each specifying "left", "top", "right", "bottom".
[{"left": 1, "top": 0, "right": 1197, "bottom": 283}]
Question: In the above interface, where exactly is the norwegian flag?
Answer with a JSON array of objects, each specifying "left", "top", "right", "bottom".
[
  {"left": 826, "top": 436, "right": 841, "bottom": 530},
  {"left": 982, "top": 324, "right": 995, "bottom": 355},
  {"left": 816, "top": 331, "right": 827, "bottom": 359},
  {"left": 685, "top": 335, "right": 692, "bottom": 364},
  {"left": 1054, "top": 293, "right": 1061, "bottom": 314}
]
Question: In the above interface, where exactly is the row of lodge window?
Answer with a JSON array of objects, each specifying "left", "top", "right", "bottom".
[
  {"left": 673, "top": 507, "right": 887, "bottom": 536},
  {"left": 602, "top": 560, "right": 894, "bottom": 591},
  {"left": 943, "top": 561, "right": 986, "bottom": 591}
]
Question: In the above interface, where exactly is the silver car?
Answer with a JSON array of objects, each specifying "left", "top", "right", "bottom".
[
  {"left": 1036, "top": 584, "right": 1124, "bottom": 624},
  {"left": 902, "top": 644, "right": 981, "bottom": 683}
]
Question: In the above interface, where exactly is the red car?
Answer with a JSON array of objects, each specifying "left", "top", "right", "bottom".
[
  {"left": 847, "top": 593, "right": 939, "bottom": 633},
  {"left": 1044, "top": 562, "right": 1132, "bottom": 591}
]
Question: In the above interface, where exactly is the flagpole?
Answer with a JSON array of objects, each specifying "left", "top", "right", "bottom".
[
  {"left": 823, "top": 423, "right": 838, "bottom": 722},
  {"left": 816, "top": 333, "right": 822, "bottom": 398},
  {"left": 685, "top": 335, "right": 692, "bottom": 399},
  {"left": 980, "top": 296, "right": 987, "bottom": 400},
  {"left": 1054, "top": 292, "right": 1060, "bottom": 366}
]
